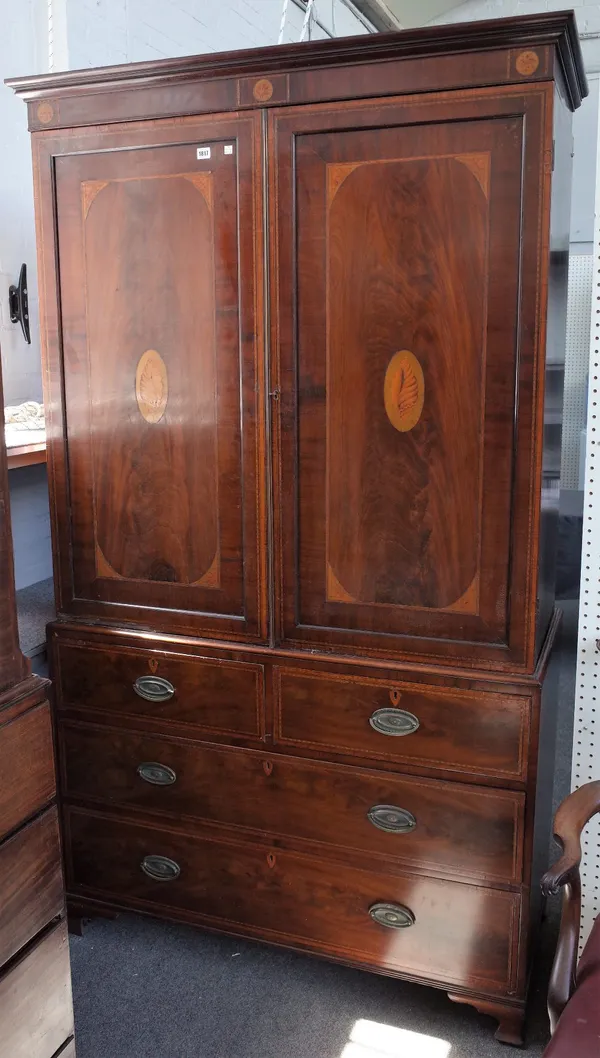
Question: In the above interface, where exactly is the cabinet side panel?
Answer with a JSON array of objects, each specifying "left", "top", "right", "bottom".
[{"left": 536, "top": 86, "right": 572, "bottom": 657}]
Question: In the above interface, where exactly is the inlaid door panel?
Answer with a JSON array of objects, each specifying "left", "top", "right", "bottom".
[
  {"left": 48, "top": 114, "right": 265, "bottom": 640},
  {"left": 270, "top": 87, "right": 551, "bottom": 669}
]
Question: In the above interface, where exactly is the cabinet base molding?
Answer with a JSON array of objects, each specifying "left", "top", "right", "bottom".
[{"left": 447, "top": 993, "right": 525, "bottom": 1046}]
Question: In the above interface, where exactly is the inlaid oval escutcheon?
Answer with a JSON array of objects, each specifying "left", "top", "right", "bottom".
[
  {"left": 135, "top": 348, "right": 168, "bottom": 424},
  {"left": 140, "top": 855, "right": 180, "bottom": 882},
  {"left": 137, "top": 761, "right": 177, "bottom": 786},
  {"left": 516, "top": 49, "right": 539, "bottom": 75},
  {"left": 133, "top": 675, "right": 175, "bottom": 702},
  {"left": 369, "top": 902, "right": 415, "bottom": 929},
  {"left": 367, "top": 805, "right": 417, "bottom": 834},
  {"left": 369, "top": 707, "right": 420, "bottom": 737},
  {"left": 384, "top": 350, "right": 424, "bottom": 433}
]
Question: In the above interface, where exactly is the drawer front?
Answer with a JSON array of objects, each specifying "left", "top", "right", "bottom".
[
  {"left": 62, "top": 723, "right": 524, "bottom": 884},
  {"left": 0, "top": 703, "right": 55, "bottom": 840},
  {"left": 0, "top": 808, "right": 64, "bottom": 970},
  {"left": 275, "top": 668, "right": 529, "bottom": 781},
  {"left": 67, "top": 809, "right": 519, "bottom": 994},
  {"left": 54, "top": 639, "right": 264, "bottom": 739},
  {"left": 0, "top": 920, "right": 74, "bottom": 1058}
]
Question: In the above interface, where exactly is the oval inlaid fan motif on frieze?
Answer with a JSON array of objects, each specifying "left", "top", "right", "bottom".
[{"left": 383, "top": 350, "right": 425, "bottom": 432}]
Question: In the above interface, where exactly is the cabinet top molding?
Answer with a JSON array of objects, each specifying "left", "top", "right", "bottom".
[{"left": 6, "top": 12, "right": 587, "bottom": 114}]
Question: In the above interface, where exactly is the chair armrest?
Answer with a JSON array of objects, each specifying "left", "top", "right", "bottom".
[
  {"left": 542, "top": 781, "right": 600, "bottom": 896},
  {"left": 541, "top": 781, "right": 600, "bottom": 1033}
]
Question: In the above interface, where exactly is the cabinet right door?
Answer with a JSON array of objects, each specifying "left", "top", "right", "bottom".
[{"left": 269, "top": 85, "right": 552, "bottom": 671}]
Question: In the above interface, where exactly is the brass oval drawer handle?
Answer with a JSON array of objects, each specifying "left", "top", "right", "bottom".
[
  {"left": 137, "top": 762, "right": 177, "bottom": 786},
  {"left": 133, "top": 676, "right": 175, "bottom": 702},
  {"left": 369, "top": 707, "right": 419, "bottom": 736},
  {"left": 367, "top": 805, "right": 416, "bottom": 834},
  {"left": 140, "top": 855, "right": 180, "bottom": 882},
  {"left": 369, "top": 902, "right": 415, "bottom": 929}
]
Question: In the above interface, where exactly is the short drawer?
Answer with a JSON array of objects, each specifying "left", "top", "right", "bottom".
[
  {"left": 0, "top": 919, "right": 74, "bottom": 1058},
  {"left": 53, "top": 639, "right": 264, "bottom": 739},
  {"left": 275, "top": 667, "right": 530, "bottom": 782},
  {"left": 61, "top": 723, "right": 524, "bottom": 884},
  {"left": 67, "top": 808, "right": 520, "bottom": 994},
  {"left": 0, "top": 808, "right": 64, "bottom": 970},
  {"left": 0, "top": 703, "right": 55, "bottom": 840}
]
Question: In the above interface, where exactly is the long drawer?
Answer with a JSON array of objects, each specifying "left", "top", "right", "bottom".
[
  {"left": 275, "top": 667, "right": 530, "bottom": 782},
  {"left": 53, "top": 639, "right": 264, "bottom": 739},
  {"left": 0, "top": 808, "right": 64, "bottom": 970},
  {"left": 61, "top": 722, "right": 524, "bottom": 884},
  {"left": 0, "top": 703, "right": 55, "bottom": 840},
  {"left": 66, "top": 808, "right": 520, "bottom": 995},
  {"left": 0, "top": 920, "right": 74, "bottom": 1058}
]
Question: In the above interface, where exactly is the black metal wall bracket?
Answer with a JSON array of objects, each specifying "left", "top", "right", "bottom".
[{"left": 8, "top": 263, "right": 31, "bottom": 344}]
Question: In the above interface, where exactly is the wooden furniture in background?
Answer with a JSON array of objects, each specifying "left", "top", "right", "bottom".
[
  {"left": 8, "top": 12, "right": 587, "bottom": 1044},
  {"left": 541, "top": 781, "right": 600, "bottom": 1056},
  {"left": 6, "top": 441, "right": 47, "bottom": 470},
  {"left": 0, "top": 352, "right": 74, "bottom": 1057}
]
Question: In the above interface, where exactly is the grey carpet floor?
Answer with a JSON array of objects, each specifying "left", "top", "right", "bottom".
[{"left": 68, "top": 601, "right": 579, "bottom": 1058}]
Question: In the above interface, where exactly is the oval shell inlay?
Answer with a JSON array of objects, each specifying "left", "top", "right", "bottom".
[
  {"left": 36, "top": 101, "right": 54, "bottom": 124},
  {"left": 384, "top": 350, "right": 425, "bottom": 433},
  {"left": 516, "top": 50, "right": 540, "bottom": 75},
  {"left": 135, "top": 349, "right": 168, "bottom": 424},
  {"left": 253, "top": 78, "right": 274, "bottom": 102}
]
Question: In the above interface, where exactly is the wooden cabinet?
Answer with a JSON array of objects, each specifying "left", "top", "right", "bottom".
[
  {"left": 0, "top": 353, "right": 75, "bottom": 1057},
  {"left": 8, "top": 11, "right": 587, "bottom": 1046}
]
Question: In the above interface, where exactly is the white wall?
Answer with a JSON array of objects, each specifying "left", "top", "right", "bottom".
[
  {"left": 1, "top": 0, "right": 53, "bottom": 590},
  {"left": 1, "top": 0, "right": 47, "bottom": 402},
  {"left": 59, "top": 0, "right": 368, "bottom": 70}
]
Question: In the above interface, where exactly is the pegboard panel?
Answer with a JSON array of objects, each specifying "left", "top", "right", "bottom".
[
  {"left": 572, "top": 111, "right": 600, "bottom": 954},
  {"left": 563, "top": 255, "right": 592, "bottom": 488}
]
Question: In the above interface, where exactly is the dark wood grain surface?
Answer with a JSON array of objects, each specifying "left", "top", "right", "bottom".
[
  {"left": 0, "top": 808, "right": 63, "bottom": 968},
  {"left": 275, "top": 666, "right": 530, "bottom": 783},
  {"left": 67, "top": 807, "right": 520, "bottom": 994},
  {"left": 60, "top": 721, "right": 524, "bottom": 885},
  {"left": 55, "top": 639, "right": 265, "bottom": 740},
  {"left": 38, "top": 113, "right": 266, "bottom": 641},
  {"left": 0, "top": 703, "right": 55, "bottom": 841},
  {"left": 270, "top": 85, "right": 551, "bottom": 671}
]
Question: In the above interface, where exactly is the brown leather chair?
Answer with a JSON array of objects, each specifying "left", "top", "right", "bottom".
[{"left": 541, "top": 781, "right": 600, "bottom": 1056}]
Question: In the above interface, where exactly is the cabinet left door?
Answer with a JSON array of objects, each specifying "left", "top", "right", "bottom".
[{"left": 35, "top": 114, "right": 266, "bottom": 642}]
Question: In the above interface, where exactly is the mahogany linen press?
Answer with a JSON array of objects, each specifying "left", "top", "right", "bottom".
[{"left": 8, "top": 12, "right": 587, "bottom": 1044}]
